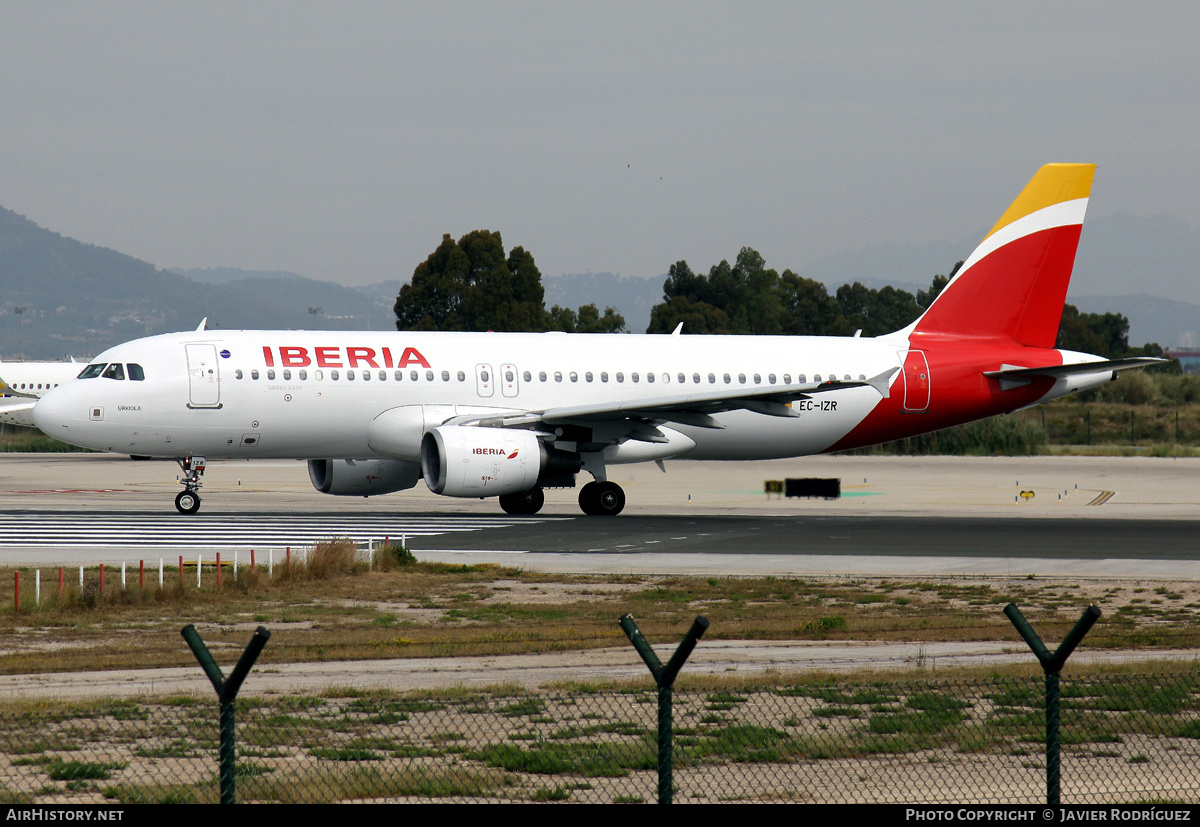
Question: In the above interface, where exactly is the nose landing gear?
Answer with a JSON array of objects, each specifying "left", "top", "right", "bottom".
[{"left": 175, "top": 456, "right": 206, "bottom": 514}]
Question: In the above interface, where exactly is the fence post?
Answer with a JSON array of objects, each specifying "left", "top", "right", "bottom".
[
  {"left": 1005, "top": 603, "right": 1101, "bottom": 806},
  {"left": 181, "top": 624, "right": 271, "bottom": 805},
  {"left": 619, "top": 613, "right": 709, "bottom": 804}
]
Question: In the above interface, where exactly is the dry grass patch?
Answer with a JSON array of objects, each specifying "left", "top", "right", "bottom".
[{"left": 0, "top": 556, "right": 1199, "bottom": 676}]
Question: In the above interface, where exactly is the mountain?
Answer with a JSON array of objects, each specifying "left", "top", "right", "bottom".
[
  {"left": 0, "top": 207, "right": 400, "bottom": 359},
  {"left": 1071, "top": 294, "right": 1200, "bottom": 350},
  {"left": 2, "top": 205, "right": 1196, "bottom": 357}
]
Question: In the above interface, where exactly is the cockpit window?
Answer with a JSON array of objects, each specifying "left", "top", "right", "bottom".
[
  {"left": 127, "top": 364, "right": 145, "bottom": 381},
  {"left": 102, "top": 363, "right": 126, "bottom": 381},
  {"left": 78, "top": 364, "right": 105, "bottom": 380}
]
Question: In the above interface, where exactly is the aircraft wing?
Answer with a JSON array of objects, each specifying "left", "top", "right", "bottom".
[
  {"left": 459, "top": 367, "right": 899, "bottom": 433},
  {"left": 0, "top": 400, "right": 37, "bottom": 427},
  {"left": 984, "top": 358, "right": 1167, "bottom": 391}
]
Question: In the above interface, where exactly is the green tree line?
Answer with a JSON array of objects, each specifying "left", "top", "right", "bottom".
[{"left": 394, "top": 230, "right": 1168, "bottom": 362}]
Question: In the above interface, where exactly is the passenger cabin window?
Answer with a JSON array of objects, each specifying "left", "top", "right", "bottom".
[{"left": 102, "top": 364, "right": 125, "bottom": 381}]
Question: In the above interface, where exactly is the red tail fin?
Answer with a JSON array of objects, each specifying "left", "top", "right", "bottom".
[{"left": 908, "top": 163, "right": 1095, "bottom": 347}]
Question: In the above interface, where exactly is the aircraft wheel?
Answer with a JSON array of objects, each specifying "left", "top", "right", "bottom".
[
  {"left": 499, "top": 487, "right": 544, "bottom": 515},
  {"left": 175, "top": 491, "right": 201, "bottom": 514},
  {"left": 579, "top": 481, "right": 624, "bottom": 516},
  {"left": 578, "top": 481, "right": 599, "bottom": 515}
]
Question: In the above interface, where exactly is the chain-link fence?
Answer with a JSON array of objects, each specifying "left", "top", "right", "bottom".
[{"left": 2, "top": 674, "right": 1198, "bottom": 804}]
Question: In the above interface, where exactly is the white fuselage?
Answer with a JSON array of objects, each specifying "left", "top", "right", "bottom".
[{"left": 33, "top": 329, "right": 905, "bottom": 461}]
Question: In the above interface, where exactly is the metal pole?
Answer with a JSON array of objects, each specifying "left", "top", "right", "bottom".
[
  {"left": 181, "top": 624, "right": 271, "bottom": 805},
  {"left": 1005, "top": 603, "right": 1101, "bottom": 806},
  {"left": 619, "top": 614, "right": 709, "bottom": 804}
]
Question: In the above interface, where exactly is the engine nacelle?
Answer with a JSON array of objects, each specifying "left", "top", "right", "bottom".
[
  {"left": 421, "top": 426, "right": 580, "bottom": 497},
  {"left": 308, "top": 458, "right": 422, "bottom": 497}
]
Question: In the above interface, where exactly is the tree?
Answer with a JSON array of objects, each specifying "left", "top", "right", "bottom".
[
  {"left": 646, "top": 250, "right": 786, "bottom": 334},
  {"left": 547, "top": 303, "right": 627, "bottom": 333},
  {"left": 1055, "top": 305, "right": 1130, "bottom": 358},
  {"left": 396, "top": 230, "right": 624, "bottom": 333}
]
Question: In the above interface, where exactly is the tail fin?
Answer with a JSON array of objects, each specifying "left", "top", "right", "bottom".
[{"left": 904, "top": 163, "right": 1095, "bottom": 347}]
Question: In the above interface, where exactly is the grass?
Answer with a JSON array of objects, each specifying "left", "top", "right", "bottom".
[{"left": 2, "top": 554, "right": 1200, "bottom": 676}]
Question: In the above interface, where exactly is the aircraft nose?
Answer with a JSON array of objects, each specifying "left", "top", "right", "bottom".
[{"left": 32, "top": 387, "right": 76, "bottom": 436}]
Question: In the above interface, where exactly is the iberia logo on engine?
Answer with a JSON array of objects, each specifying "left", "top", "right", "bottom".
[{"left": 473, "top": 449, "right": 520, "bottom": 459}]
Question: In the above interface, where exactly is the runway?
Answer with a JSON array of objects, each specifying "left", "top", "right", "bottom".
[{"left": 2, "top": 452, "right": 1199, "bottom": 577}]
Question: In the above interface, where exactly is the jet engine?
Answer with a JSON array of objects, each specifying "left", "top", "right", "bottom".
[
  {"left": 420, "top": 426, "right": 580, "bottom": 497},
  {"left": 307, "top": 458, "right": 422, "bottom": 497}
]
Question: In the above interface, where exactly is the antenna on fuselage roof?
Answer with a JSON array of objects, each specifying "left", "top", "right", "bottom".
[
  {"left": 196, "top": 318, "right": 208, "bottom": 331},
  {"left": 671, "top": 322, "right": 683, "bottom": 335}
]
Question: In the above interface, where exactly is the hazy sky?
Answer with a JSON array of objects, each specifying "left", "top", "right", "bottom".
[{"left": 2, "top": 2, "right": 1197, "bottom": 289}]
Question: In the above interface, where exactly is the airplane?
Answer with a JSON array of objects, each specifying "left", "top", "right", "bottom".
[
  {"left": 32, "top": 163, "right": 1161, "bottom": 515},
  {"left": 0, "top": 358, "right": 84, "bottom": 427}
]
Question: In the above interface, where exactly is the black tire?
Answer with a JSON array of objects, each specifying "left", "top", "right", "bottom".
[
  {"left": 579, "top": 480, "right": 624, "bottom": 516},
  {"left": 500, "top": 487, "right": 544, "bottom": 515},
  {"left": 175, "top": 490, "right": 201, "bottom": 514},
  {"left": 578, "top": 481, "right": 599, "bottom": 515}
]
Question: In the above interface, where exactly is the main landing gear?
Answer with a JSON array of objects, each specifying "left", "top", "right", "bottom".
[
  {"left": 497, "top": 480, "right": 627, "bottom": 517},
  {"left": 174, "top": 456, "right": 206, "bottom": 514},
  {"left": 578, "top": 480, "right": 625, "bottom": 516},
  {"left": 498, "top": 487, "right": 545, "bottom": 516}
]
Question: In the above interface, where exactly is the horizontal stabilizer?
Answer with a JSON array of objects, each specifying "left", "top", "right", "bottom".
[{"left": 984, "top": 358, "right": 1166, "bottom": 391}]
